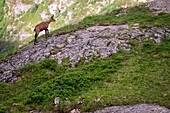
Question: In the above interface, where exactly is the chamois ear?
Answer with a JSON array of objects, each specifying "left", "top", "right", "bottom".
[{"left": 51, "top": 14, "right": 54, "bottom": 18}]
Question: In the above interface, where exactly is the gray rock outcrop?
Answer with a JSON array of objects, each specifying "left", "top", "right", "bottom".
[
  {"left": 0, "top": 24, "right": 170, "bottom": 83},
  {"left": 145, "top": 0, "right": 170, "bottom": 14},
  {"left": 87, "top": 104, "right": 170, "bottom": 113}
]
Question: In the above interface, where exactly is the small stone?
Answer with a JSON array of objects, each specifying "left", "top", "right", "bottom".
[
  {"left": 98, "top": 47, "right": 108, "bottom": 58},
  {"left": 65, "top": 98, "right": 71, "bottom": 105},
  {"left": 67, "top": 35, "right": 75, "bottom": 43},
  {"left": 94, "top": 97, "right": 100, "bottom": 102},
  {"left": 56, "top": 43, "right": 66, "bottom": 48},
  {"left": 154, "top": 37, "right": 162, "bottom": 44},
  {"left": 13, "top": 103, "right": 19, "bottom": 106},
  {"left": 69, "top": 109, "right": 80, "bottom": 113},
  {"left": 54, "top": 97, "right": 60, "bottom": 108},
  {"left": 163, "top": 94, "right": 167, "bottom": 97}
]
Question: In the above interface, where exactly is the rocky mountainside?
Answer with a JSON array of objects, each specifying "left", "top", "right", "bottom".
[
  {"left": 0, "top": 24, "right": 170, "bottom": 83},
  {"left": 0, "top": 0, "right": 170, "bottom": 113},
  {"left": 0, "top": 0, "right": 170, "bottom": 83},
  {"left": 0, "top": 0, "right": 152, "bottom": 46}
]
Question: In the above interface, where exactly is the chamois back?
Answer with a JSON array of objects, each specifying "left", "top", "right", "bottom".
[{"left": 34, "top": 15, "right": 55, "bottom": 45}]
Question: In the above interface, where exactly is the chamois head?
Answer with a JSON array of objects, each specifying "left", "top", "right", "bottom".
[
  {"left": 34, "top": 14, "right": 56, "bottom": 45},
  {"left": 50, "top": 14, "right": 55, "bottom": 22}
]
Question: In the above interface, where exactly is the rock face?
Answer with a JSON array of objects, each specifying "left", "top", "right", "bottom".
[
  {"left": 86, "top": 104, "right": 170, "bottom": 113},
  {"left": 145, "top": 0, "right": 170, "bottom": 13},
  {"left": 0, "top": 24, "right": 170, "bottom": 83},
  {"left": 14, "top": 1, "right": 32, "bottom": 15}
]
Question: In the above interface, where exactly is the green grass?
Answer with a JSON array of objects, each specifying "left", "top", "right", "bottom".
[
  {"left": 0, "top": 36, "right": 169, "bottom": 112},
  {"left": 0, "top": 0, "right": 7, "bottom": 39},
  {"left": 0, "top": 0, "right": 5, "bottom": 22}
]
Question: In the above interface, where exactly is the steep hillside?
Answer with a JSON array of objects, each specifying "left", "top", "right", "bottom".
[
  {"left": 0, "top": 0, "right": 154, "bottom": 63},
  {"left": 0, "top": 0, "right": 170, "bottom": 113},
  {"left": 1, "top": 0, "right": 151, "bottom": 45},
  {"left": 1, "top": 38, "right": 170, "bottom": 112}
]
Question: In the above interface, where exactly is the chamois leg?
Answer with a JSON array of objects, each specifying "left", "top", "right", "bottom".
[
  {"left": 45, "top": 29, "right": 49, "bottom": 38},
  {"left": 34, "top": 32, "right": 39, "bottom": 45}
]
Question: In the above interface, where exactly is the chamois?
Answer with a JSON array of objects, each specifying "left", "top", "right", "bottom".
[{"left": 34, "top": 15, "right": 55, "bottom": 45}]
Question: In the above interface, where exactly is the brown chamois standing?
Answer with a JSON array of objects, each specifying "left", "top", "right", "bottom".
[{"left": 34, "top": 14, "right": 55, "bottom": 45}]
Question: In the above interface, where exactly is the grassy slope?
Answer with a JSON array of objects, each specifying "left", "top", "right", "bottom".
[
  {"left": 0, "top": 4, "right": 170, "bottom": 113},
  {"left": 0, "top": 0, "right": 7, "bottom": 39},
  {"left": 0, "top": 34, "right": 169, "bottom": 113},
  {"left": 0, "top": 0, "right": 19, "bottom": 62}
]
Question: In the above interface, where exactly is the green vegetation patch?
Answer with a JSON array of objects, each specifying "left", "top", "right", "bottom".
[
  {"left": 0, "top": 36, "right": 170, "bottom": 112},
  {"left": 0, "top": 0, "right": 7, "bottom": 39},
  {"left": 0, "top": 0, "right": 5, "bottom": 22},
  {"left": 0, "top": 40, "right": 19, "bottom": 62}
]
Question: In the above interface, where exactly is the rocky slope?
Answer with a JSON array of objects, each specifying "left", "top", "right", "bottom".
[
  {"left": 0, "top": 24, "right": 170, "bottom": 83},
  {"left": 0, "top": 0, "right": 170, "bottom": 81},
  {"left": 0, "top": 0, "right": 170, "bottom": 83}
]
